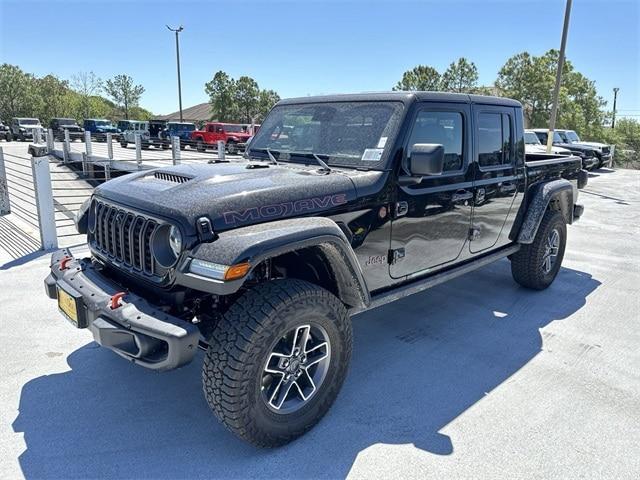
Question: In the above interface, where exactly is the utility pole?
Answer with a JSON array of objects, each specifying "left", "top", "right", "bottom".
[
  {"left": 167, "top": 25, "right": 184, "bottom": 123},
  {"left": 546, "top": 0, "right": 573, "bottom": 153},
  {"left": 612, "top": 87, "right": 619, "bottom": 129}
]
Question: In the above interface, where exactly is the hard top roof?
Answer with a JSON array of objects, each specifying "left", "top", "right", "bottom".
[{"left": 277, "top": 91, "right": 522, "bottom": 108}]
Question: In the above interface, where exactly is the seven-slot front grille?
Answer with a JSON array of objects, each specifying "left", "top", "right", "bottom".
[{"left": 91, "top": 200, "right": 160, "bottom": 275}]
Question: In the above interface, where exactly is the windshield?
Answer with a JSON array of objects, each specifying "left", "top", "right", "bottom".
[
  {"left": 95, "top": 120, "right": 112, "bottom": 127},
  {"left": 222, "top": 124, "right": 245, "bottom": 133},
  {"left": 565, "top": 130, "right": 581, "bottom": 142},
  {"left": 248, "top": 101, "right": 404, "bottom": 169},
  {"left": 56, "top": 119, "right": 76, "bottom": 126},
  {"left": 19, "top": 119, "right": 40, "bottom": 126},
  {"left": 524, "top": 132, "right": 541, "bottom": 145}
]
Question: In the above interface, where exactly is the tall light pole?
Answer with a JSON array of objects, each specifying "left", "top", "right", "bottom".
[
  {"left": 612, "top": 87, "right": 619, "bottom": 129},
  {"left": 546, "top": 0, "right": 572, "bottom": 153},
  {"left": 167, "top": 25, "right": 184, "bottom": 123}
]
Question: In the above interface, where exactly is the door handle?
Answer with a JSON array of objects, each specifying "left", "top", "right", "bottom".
[{"left": 451, "top": 190, "right": 473, "bottom": 203}]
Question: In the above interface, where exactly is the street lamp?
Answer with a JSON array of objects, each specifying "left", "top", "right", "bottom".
[
  {"left": 167, "top": 25, "right": 184, "bottom": 123},
  {"left": 612, "top": 88, "right": 619, "bottom": 129}
]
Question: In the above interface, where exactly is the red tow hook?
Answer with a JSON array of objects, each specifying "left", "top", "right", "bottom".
[
  {"left": 59, "top": 255, "right": 73, "bottom": 270},
  {"left": 110, "top": 292, "right": 127, "bottom": 310}
]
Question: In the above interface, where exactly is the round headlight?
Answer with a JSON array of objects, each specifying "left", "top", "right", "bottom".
[{"left": 169, "top": 225, "right": 182, "bottom": 257}]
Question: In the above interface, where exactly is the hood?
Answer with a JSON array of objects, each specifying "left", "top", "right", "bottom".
[
  {"left": 575, "top": 141, "right": 607, "bottom": 150},
  {"left": 227, "top": 132, "right": 251, "bottom": 140},
  {"left": 94, "top": 162, "right": 358, "bottom": 237},
  {"left": 554, "top": 142, "right": 594, "bottom": 154}
]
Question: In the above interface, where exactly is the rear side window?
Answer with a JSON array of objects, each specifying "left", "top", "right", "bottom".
[
  {"left": 407, "top": 111, "right": 463, "bottom": 172},
  {"left": 477, "top": 112, "right": 512, "bottom": 167}
]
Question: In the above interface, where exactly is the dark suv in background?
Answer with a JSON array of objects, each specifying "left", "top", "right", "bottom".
[
  {"left": 50, "top": 118, "right": 84, "bottom": 142},
  {"left": 556, "top": 129, "right": 612, "bottom": 169},
  {"left": 531, "top": 128, "right": 598, "bottom": 170},
  {"left": 84, "top": 119, "right": 119, "bottom": 142}
]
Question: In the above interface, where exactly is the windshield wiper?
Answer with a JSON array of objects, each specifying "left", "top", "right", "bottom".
[
  {"left": 286, "top": 151, "right": 332, "bottom": 173},
  {"left": 248, "top": 147, "right": 279, "bottom": 165}
]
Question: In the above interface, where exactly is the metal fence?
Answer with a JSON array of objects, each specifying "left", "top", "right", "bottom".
[{"left": 0, "top": 130, "right": 240, "bottom": 258}]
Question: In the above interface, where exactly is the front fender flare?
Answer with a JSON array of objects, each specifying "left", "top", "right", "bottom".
[
  {"left": 517, "top": 179, "right": 574, "bottom": 244},
  {"left": 176, "top": 217, "right": 370, "bottom": 309}
]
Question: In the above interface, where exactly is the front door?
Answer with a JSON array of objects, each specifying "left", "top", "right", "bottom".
[
  {"left": 390, "top": 103, "right": 473, "bottom": 279},
  {"left": 470, "top": 106, "right": 522, "bottom": 252}
]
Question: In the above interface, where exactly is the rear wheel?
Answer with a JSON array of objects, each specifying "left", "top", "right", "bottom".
[
  {"left": 120, "top": 141, "right": 127, "bottom": 148},
  {"left": 226, "top": 141, "right": 237, "bottom": 154},
  {"left": 196, "top": 139, "right": 205, "bottom": 152},
  {"left": 202, "top": 279, "right": 352, "bottom": 447},
  {"left": 511, "top": 209, "right": 566, "bottom": 290}
]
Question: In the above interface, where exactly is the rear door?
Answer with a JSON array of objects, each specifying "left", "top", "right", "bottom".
[
  {"left": 390, "top": 102, "right": 473, "bottom": 278},
  {"left": 470, "top": 105, "right": 522, "bottom": 252}
]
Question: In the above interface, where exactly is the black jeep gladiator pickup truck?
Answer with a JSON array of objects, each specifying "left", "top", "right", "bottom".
[{"left": 45, "top": 92, "right": 587, "bottom": 447}]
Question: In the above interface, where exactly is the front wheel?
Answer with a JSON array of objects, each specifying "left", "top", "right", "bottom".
[
  {"left": 120, "top": 141, "right": 127, "bottom": 148},
  {"left": 196, "top": 139, "right": 205, "bottom": 152},
  {"left": 226, "top": 142, "right": 237, "bottom": 154},
  {"left": 511, "top": 209, "right": 566, "bottom": 290},
  {"left": 202, "top": 279, "right": 352, "bottom": 447}
]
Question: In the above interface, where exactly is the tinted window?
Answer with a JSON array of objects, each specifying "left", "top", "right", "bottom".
[
  {"left": 477, "top": 112, "right": 512, "bottom": 167},
  {"left": 407, "top": 110, "right": 463, "bottom": 172}
]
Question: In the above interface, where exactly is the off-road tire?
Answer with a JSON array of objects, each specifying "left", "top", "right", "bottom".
[
  {"left": 511, "top": 209, "right": 566, "bottom": 290},
  {"left": 196, "top": 139, "right": 205, "bottom": 152},
  {"left": 120, "top": 141, "right": 127, "bottom": 148},
  {"left": 226, "top": 141, "right": 237, "bottom": 154},
  {"left": 202, "top": 279, "right": 352, "bottom": 447}
]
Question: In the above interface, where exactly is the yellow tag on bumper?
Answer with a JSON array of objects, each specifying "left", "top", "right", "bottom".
[{"left": 57, "top": 287, "right": 78, "bottom": 324}]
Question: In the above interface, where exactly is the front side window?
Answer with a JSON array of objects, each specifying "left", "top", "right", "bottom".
[
  {"left": 478, "top": 112, "right": 512, "bottom": 167},
  {"left": 524, "top": 132, "right": 541, "bottom": 145},
  {"left": 553, "top": 132, "right": 564, "bottom": 143},
  {"left": 222, "top": 124, "right": 244, "bottom": 133},
  {"left": 407, "top": 110, "right": 463, "bottom": 172},
  {"left": 249, "top": 101, "right": 404, "bottom": 169},
  {"left": 565, "top": 130, "right": 581, "bottom": 142}
]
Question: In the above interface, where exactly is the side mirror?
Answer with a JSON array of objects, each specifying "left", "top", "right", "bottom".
[{"left": 408, "top": 143, "right": 444, "bottom": 176}]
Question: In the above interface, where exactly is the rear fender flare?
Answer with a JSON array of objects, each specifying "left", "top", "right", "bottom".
[
  {"left": 517, "top": 179, "right": 574, "bottom": 244},
  {"left": 177, "top": 217, "right": 370, "bottom": 309}
]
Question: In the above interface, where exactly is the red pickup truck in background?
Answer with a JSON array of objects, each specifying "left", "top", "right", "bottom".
[{"left": 190, "top": 122, "right": 252, "bottom": 154}]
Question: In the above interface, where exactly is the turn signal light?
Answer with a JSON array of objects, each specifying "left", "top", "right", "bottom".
[{"left": 224, "top": 262, "right": 251, "bottom": 281}]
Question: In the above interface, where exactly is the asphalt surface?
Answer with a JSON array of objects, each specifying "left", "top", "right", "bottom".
[{"left": 1, "top": 151, "right": 639, "bottom": 479}]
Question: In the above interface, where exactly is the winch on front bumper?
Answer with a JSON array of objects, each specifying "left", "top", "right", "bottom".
[{"left": 44, "top": 249, "right": 200, "bottom": 371}]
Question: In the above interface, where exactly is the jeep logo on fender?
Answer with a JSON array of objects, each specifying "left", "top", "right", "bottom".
[{"left": 223, "top": 193, "right": 348, "bottom": 225}]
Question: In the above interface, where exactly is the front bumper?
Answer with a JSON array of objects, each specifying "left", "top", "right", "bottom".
[
  {"left": 44, "top": 249, "right": 200, "bottom": 371},
  {"left": 582, "top": 156, "right": 599, "bottom": 170}
]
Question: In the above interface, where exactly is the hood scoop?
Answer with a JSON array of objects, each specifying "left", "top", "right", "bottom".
[{"left": 153, "top": 171, "right": 193, "bottom": 183}]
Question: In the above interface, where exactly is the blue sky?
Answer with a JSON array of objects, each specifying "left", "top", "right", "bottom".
[{"left": 1, "top": 0, "right": 638, "bottom": 117}]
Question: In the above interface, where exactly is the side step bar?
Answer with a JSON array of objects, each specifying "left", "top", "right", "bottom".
[{"left": 351, "top": 244, "right": 520, "bottom": 316}]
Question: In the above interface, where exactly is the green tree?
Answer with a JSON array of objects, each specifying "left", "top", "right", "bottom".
[
  {"left": 0, "top": 64, "right": 40, "bottom": 120},
  {"left": 36, "top": 74, "right": 72, "bottom": 123},
  {"left": 393, "top": 65, "right": 441, "bottom": 91},
  {"left": 257, "top": 89, "right": 280, "bottom": 121},
  {"left": 441, "top": 57, "right": 479, "bottom": 93},
  {"left": 496, "top": 49, "right": 607, "bottom": 137},
  {"left": 205, "top": 71, "right": 237, "bottom": 122},
  {"left": 235, "top": 76, "right": 260, "bottom": 123},
  {"left": 104, "top": 74, "right": 145, "bottom": 120}
]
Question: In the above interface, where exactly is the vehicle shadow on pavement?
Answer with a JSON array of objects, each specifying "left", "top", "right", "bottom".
[{"left": 13, "top": 260, "right": 600, "bottom": 479}]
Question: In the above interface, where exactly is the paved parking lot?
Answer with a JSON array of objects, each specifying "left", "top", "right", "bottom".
[{"left": 0, "top": 161, "right": 639, "bottom": 479}]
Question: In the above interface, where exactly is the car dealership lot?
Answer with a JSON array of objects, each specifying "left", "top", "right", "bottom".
[{"left": 0, "top": 163, "right": 639, "bottom": 478}]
